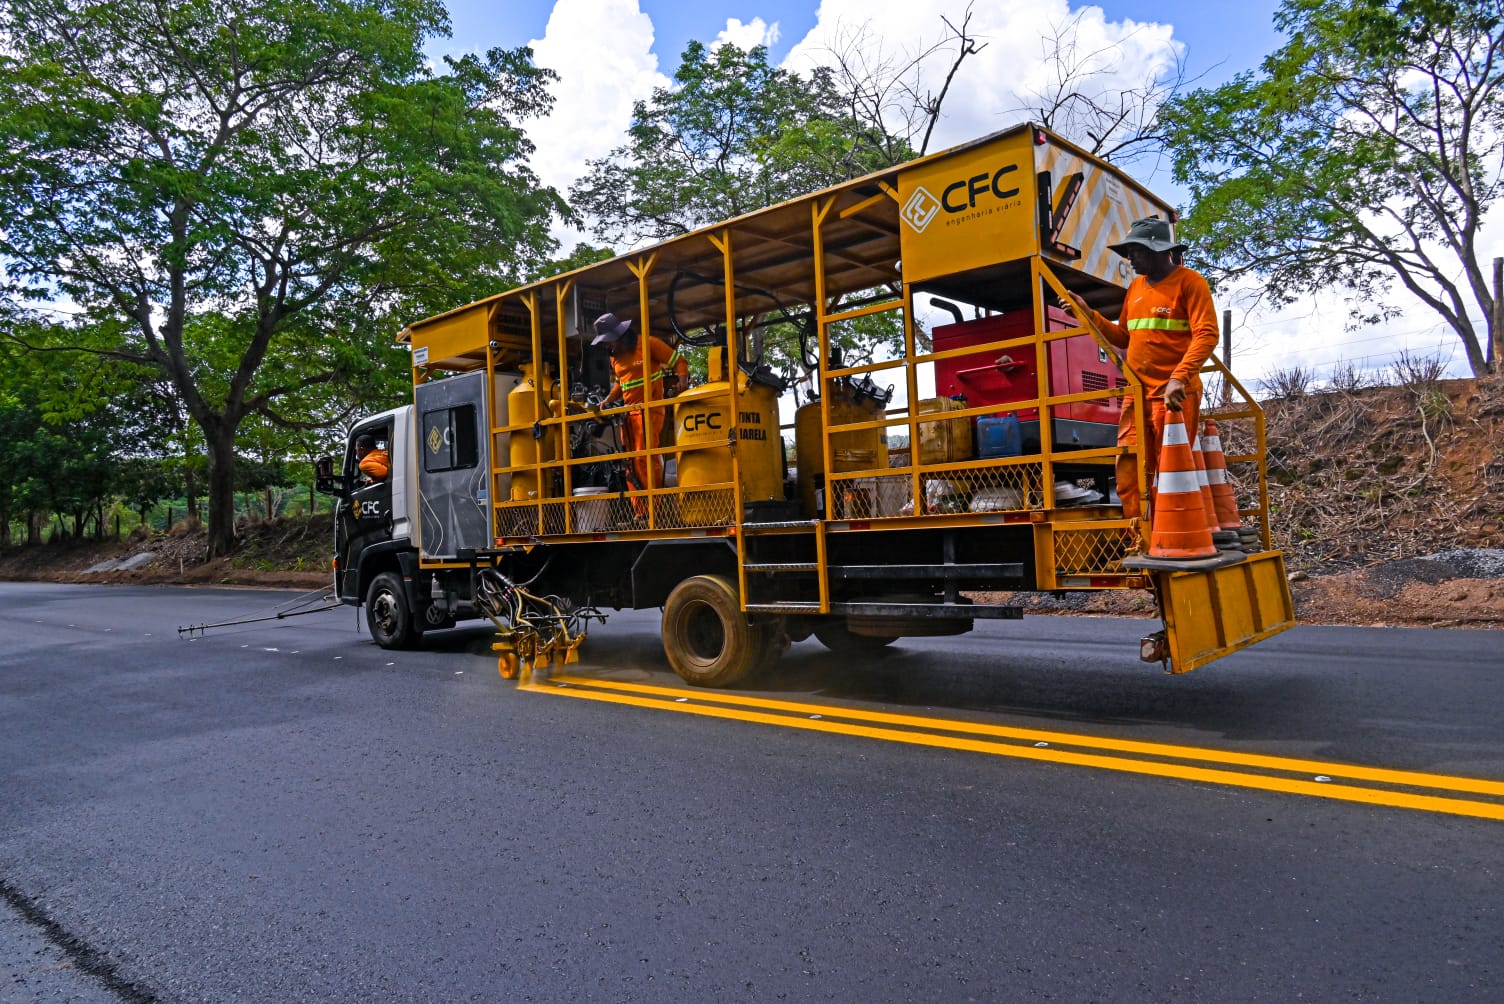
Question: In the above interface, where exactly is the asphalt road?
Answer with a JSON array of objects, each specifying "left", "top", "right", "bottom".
[{"left": 1, "top": 583, "right": 1500, "bottom": 1003}]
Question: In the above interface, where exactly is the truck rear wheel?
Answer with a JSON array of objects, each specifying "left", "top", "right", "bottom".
[
  {"left": 366, "top": 571, "right": 422, "bottom": 649},
  {"left": 662, "top": 575, "right": 771, "bottom": 688}
]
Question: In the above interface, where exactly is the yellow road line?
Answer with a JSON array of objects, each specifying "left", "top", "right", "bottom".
[
  {"left": 522, "top": 674, "right": 1504, "bottom": 821},
  {"left": 542, "top": 674, "right": 1504, "bottom": 797}
]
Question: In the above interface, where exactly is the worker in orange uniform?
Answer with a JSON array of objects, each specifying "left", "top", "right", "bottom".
[
  {"left": 1063, "top": 217, "right": 1219, "bottom": 525},
  {"left": 592, "top": 312, "right": 689, "bottom": 516},
  {"left": 355, "top": 434, "right": 389, "bottom": 482}
]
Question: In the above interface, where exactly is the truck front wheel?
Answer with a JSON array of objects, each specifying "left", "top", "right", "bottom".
[
  {"left": 662, "top": 575, "right": 770, "bottom": 688},
  {"left": 366, "top": 571, "right": 422, "bottom": 649}
]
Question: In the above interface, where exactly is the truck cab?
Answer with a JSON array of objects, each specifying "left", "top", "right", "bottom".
[{"left": 318, "top": 407, "right": 438, "bottom": 646}]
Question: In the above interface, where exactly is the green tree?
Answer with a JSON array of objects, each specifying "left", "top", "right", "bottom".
[
  {"left": 572, "top": 42, "right": 943, "bottom": 388},
  {"left": 571, "top": 41, "right": 911, "bottom": 247},
  {"left": 0, "top": 0, "right": 568, "bottom": 556},
  {"left": 528, "top": 244, "right": 617, "bottom": 283},
  {"left": 0, "top": 321, "right": 161, "bottom": 542},
  {"left": 1161, "top": 0, "right": 1504, "bottom": 377},
  {"left": 0, "top": 346, "right": 44, "bottom": 545},
  {"left": 116, "top": 456, "right": 181, "bottom": 532}
]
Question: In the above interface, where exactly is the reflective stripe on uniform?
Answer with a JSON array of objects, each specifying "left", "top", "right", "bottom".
[
  {"left": 655, "top": 351, "right": 684, "bottom": 385},
  {"left": 621, "top": 351, "right": 684, "bottom": 392},
  {"left": 1127, "top": 317, "right": 1191, "bottom": 331}
]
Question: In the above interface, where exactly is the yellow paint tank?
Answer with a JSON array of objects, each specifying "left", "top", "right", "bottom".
[
  {"left": 508, "top": 363, "right": 557, "bottom": 501},
  {"left": 795, "top": 387, "right": 889, "bottom": 517},
  {"left": 675, "top": 372, "right": 782, "bottom": 521}
]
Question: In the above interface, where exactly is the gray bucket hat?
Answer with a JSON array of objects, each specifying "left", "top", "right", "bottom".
[
  {"left": 1107, "top": 217, "right": 1187, "bottom": 256},
  {"left": 591, "top": 312, "right": 632, "bottom": 346}
]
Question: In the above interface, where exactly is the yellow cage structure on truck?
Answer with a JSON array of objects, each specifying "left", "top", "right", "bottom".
[{"left": 315, "top": 123, "right": 1295, "bottom": 686}]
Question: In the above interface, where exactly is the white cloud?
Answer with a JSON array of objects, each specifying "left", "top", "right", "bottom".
[
  {"left": 523, "top": 5, "right": 782, "bottom": 249},
  {"left": 526, "top": 0, "right": 667, "bottom": 243},
  {"left": 715, "top": 17, "right": 779, "bottom": 51},
  {"left": 781, "top": 0, "right": 1181, "bottom": 154},
  {"left": 521, "top": 1, "right": 1185, "bottom": 248}
]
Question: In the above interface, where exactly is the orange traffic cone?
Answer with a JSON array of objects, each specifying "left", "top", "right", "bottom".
[
  {"left": 1201, "top": 418, "right": 1243, "bottom": 531},
  {"left": 1189, "top": 432, "right": 1221, "bottom": 536},
  {"left": 1147, "top": 411, "right": 1218, "bottom": 559}
]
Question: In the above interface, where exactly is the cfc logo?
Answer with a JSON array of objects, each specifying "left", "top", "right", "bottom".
[
  {"left": 902, "top": 163, "right": 1021, "bottom": 234},
  {"left": 902, "top": 187, "right": 941, "bottom": 233},
  {"left": 941, "top": 164, "right": 1019, "bottom": 212},
  {"left": 681, "top": 411, "right": 723, "bottom": 433}
]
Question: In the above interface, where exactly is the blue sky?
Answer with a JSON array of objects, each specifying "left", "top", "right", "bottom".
[
  {"left": 438, "top": 0, "right": 1286, "bottom": 86},
  {"left": 430, "top": 0, "right": 1288, "bottom": 204}
]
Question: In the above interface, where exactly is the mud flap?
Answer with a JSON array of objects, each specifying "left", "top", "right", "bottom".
[{"left": 1150, "top": 550, "right": 1296, "bottom": 674}]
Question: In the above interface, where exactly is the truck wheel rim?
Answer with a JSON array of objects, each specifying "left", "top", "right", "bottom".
[{"left": 682, "top": 602, "right": 727, "bottom": 664}]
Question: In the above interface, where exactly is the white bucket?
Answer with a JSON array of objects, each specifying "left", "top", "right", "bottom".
[{"left": 572, "top": 486, "right": 610, "bottom": 532}]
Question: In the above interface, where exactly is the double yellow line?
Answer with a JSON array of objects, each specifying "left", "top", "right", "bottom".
[{"left": 522, "top": 673, "right": 1504, "bottom": 821}]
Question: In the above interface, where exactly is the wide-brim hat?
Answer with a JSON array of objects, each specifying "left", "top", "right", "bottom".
[
  {"left": 591, "top": 312, "right": 632, "bottom": 346},
  {"left": 1107, "top": 216, "right": 1187, "bottom": 256}
]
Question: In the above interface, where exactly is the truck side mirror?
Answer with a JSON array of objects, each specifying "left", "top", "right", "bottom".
[{"left": 314, "top": 455, "right": 348, "bottom": 497}]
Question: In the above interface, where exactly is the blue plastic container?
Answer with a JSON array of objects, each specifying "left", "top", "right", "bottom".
[{"left": 977, "top": 415, "right": 1023, "bottom": 458}]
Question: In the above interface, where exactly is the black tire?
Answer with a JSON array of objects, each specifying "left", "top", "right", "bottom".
[
  {"left": 813, "top": 620, "right": 898, "bottom": 656},
  {"left": 662, "top": 575, "right": 771, "bottom": 687},
  {"left": 366, "top": 571, "right": 422, "bottom": 649}
]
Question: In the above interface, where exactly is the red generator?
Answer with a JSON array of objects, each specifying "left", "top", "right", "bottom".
[{"left": 932, "top": 306, "right": 1126, "bottom": 453}]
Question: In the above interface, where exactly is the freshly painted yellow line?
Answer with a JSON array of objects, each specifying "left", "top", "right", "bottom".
[
  {"left": 521, "top": 675, "right": 1504, "bottom": 821},
  {"left": 541, "top": 673, "right": 1504, "bottom": 798}
]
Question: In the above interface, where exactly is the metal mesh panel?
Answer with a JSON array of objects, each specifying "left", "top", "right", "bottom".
[
  {"left": 604, "top": 495, "right": 638, "bottom": 528},
  {"left": 830, "top": 474, "right": 909, "bottom": 519},
  {"left": 496, "top": 487, "right": 738, "bottom": 537},
  {"left": 924, "top": 463, "right": 1044, "bottom": 516},
  {"left": 496, "top": 502, "right": 541, "bottom": 538},
  {"left": 1054, "top": 527, "right": 1131, "bottom": 575},
  {"left": 541, "top": 502, "right": 567, "bottom": 536},
  {"left": 661, "top": 487, "right": 736, "bottom": 528},
  {"left": 830, "top": 462, "right": 1050, "bottom": 517}
]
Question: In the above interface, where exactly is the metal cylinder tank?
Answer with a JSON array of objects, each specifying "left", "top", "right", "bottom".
[
  {"left": 508, "top": 362, "right": 557, "bottom": 501},
  {"left": 489, "top": 370, "right": 524, "bottom": 504},
  {"left": 795, "top": 385, "right": 889, "bottom": 517},
  {"left": 675, "top": 371, "right": 782, "bottom": 523}
]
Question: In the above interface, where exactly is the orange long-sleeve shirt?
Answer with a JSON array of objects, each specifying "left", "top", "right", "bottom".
[
  {"left": 607, "top": 336, "right": 688, "bottom": 405},
  {"left": 1086, "top": 266, "right": 1220, "bottom": 399},
  {"left": 358, "top": 448, "right": 389, "bottom": 480}
]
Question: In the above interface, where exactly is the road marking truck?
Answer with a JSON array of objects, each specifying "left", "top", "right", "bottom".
[{"left": 315, "top": 123, "right": 1295, "bottom": 686}]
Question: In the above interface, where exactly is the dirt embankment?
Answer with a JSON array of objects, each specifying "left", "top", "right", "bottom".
[
  {"left": 1262, "top": 375, "right": 1504, "bottom": 628},
  {"left": 0, "top": 515, "right": 334, "bottom": 592},
  {"left": 1, "top": 380, "right": 1501, "bottom": 629},
  {"left": 1001, "top": 377, "right": 1504, "bottom": 628}
]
